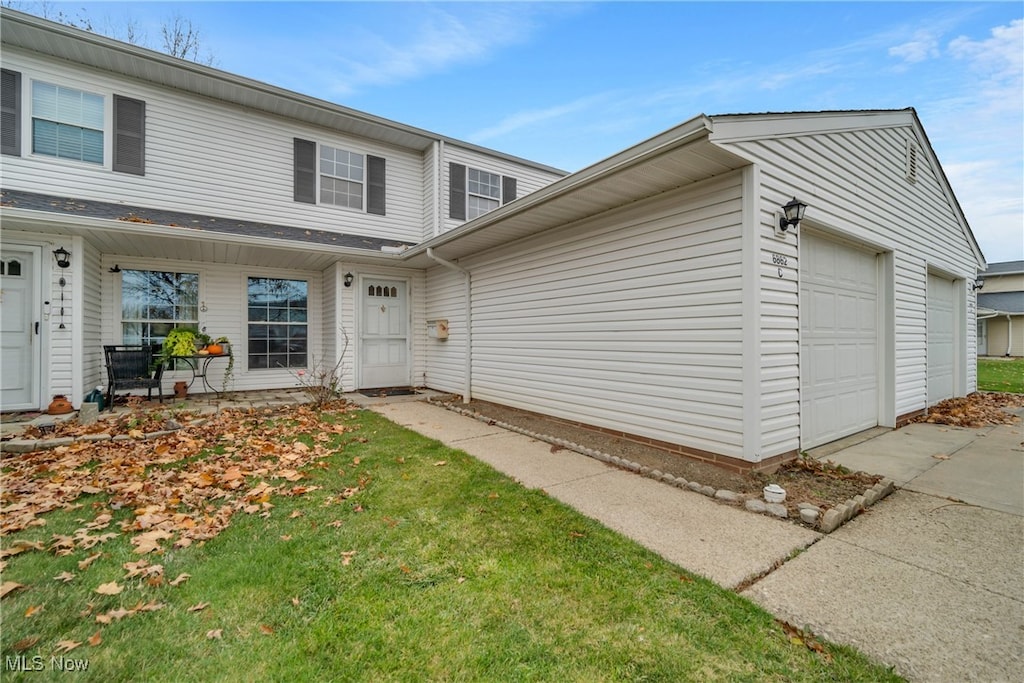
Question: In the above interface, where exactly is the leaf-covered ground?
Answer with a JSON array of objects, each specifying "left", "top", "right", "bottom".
[
  {"left": 0, "top": 405, "right": 901, "bottom": 681},
  {"left": 916, "top": 391, "right": 1024, "bottom": 428}
]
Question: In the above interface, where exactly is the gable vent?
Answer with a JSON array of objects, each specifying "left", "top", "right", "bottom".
[{"left": 905, "top": 138, "right": 918, "bottom": 184}]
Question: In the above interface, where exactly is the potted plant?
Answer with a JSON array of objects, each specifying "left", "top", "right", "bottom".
[{"left": 159, "top": 327, "right": 201, "bottom": 365}]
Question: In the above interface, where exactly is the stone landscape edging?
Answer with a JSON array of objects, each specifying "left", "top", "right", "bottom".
[
  {"left": 0, "top": 419, "right": 206, "bottom": 454},
  {"left": 429, "top": 398, "right": 895, "bottom": 533}
]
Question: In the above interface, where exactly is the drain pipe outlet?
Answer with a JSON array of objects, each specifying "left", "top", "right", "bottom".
[{"left": 426, "top": 248, "right": 472, "bottom": 403}]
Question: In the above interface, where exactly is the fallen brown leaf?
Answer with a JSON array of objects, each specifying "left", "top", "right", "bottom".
[
  {"left": 169, "top": 573, "right": 191, "bottom": 587},
  {"left": 206, "top": 629, "right": 223, "bottom": 640},
  {"left": 259, "top": 624, "right": 274, "bottom": 635},
  {"left": 12, "top": 636, "right": 40, "bottom": 652},
  {"left": 87, "top": 631, "right": 102, "bottom": 647},
  {"left": 54, "top": 639, "right": 82, "bottom": 653},
  {"left": 187, "top": 602, "right": 210, "bottom": 612},
  {"left": 95, "top": 581, "right": 123, "bottom": 595},
  {"left": 24, "top": 604, "right": 44, "bottom": 617},
  {"left": 1, "top": 581, "right": 26, "bottom": 598}
]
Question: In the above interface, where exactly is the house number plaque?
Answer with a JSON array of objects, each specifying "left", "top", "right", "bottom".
[{"left": 770, "top": 252, "right": 788, "bottom": 278}]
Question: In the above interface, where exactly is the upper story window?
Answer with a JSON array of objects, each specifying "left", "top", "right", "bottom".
[
  {"left": 449, "top": 162, "right": 517, "bottom": 221},
  {"left": 320, "top": 145, "right": 364, "bottom": 209},
  {"left": 467, "top": 167, "right": 501, "bottom": 219},
  {"left": 294, "top": 138, "right": 386, "bottom": 215},
  {"left": 32, "top": 81, "right": 104, "bottom": 165},
  {"left": 0, "top": 70, "right": 146, "bottom": 173}
]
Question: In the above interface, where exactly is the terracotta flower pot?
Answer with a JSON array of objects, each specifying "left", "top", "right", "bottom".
[
  {"left": 174, "top": 381, "right": 189, "bottom": 399},
  {"left": 48, "top": 395, "right": 73, "bottom": 415}
]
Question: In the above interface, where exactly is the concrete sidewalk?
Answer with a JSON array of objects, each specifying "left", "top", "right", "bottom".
[
  {"left": 371, "top": 400, "right": 820, "bottom": 590},
  {"left": 371, "top": 399, "right": 1024, "bottom": 683}
]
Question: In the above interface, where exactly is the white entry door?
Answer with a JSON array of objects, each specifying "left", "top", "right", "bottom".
[
  {"left": 360, "top": 278, "right": 409, "bottom": 388},
  {"left": 927, "top": 273, "right": 956, "bottom": 405},
  {"left": 1, "top": 246, "right": 41, "bottom": 410},
  {"left": 800, "top": 234, "right": 879, "bottom": 448}
]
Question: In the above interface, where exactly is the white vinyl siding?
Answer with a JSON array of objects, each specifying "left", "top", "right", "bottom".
[
  {"left": 714, "top": 116, "right": 980, "bottom": 444},
  {"left": 455, "top": 173, "right": 745, "bottom": 458},
  {"left": 2, "top": 49, "right": 422, "bottom": 244},
  {"left": 99, "top": 255, "right": 322, "bottom": 393},
  {"left": 442, "top": 144, "right": 562, "bottom": 234},
  {"left": 424, "top": 265, "right": 467, "bottom": 393}
]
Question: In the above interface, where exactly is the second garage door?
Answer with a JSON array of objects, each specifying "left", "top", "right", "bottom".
[
  {"left": 800, "top": 233, "right": 879, "bottom": 448},
  {"left": 927, "top": 273, "right": 956, "bottom": 405}
]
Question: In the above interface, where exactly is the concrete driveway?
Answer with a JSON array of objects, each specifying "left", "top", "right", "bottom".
[{"left": 743, "top": 418, "right": 1024, "bottom": 682}]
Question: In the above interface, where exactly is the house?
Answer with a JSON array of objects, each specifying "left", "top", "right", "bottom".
[
  {"left": 977, "top": 261, "right": 1024, "bottom": 357},
  {"left": 1, "top": 9, "right": 985, "bottom": 471}
]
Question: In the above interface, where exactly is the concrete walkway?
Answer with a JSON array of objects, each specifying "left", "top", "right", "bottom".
[{"left": 371, "top": 400, "right": 1024, "bottom": 683}]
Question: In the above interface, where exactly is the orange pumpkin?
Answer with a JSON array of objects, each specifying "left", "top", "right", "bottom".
[{"left": 206, "top": 344, "right": 223, "bottom": 355}]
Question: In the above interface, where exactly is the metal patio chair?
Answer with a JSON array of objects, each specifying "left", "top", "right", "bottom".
[{"left": 103, "top": 344, "right": 164, "bottom": 410}]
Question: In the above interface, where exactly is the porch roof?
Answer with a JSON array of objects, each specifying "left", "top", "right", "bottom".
[{"left": 1, "top": 188, "right": 414, "bottom": 270}]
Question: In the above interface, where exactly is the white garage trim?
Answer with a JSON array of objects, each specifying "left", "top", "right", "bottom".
[{"left": 800, "top": 232, "right": 881, "bottom": 448}]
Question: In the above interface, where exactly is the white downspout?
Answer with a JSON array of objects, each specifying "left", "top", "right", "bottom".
[{"left": 426, "top": 248, "right": 471, "bottom": 403}]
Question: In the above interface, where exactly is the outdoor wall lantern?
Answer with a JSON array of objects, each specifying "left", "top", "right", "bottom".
[
  {"left": 972, "top": 277, "right": 985, "bottom": 291},
  {"left": 777, "top": 198, "right": 808, "bottom": 234},
  {"left": 53, "top": 247, "right": 71, "bottom": 269},
  {"left": 52, "top": 247, "right": 70, "bottom": 329},
  {"left": 343, "top": 272, "right": 354, "bottom": 287}
]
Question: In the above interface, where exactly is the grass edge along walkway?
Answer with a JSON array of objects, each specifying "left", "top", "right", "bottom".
[{"left": 0, "top": 408, "right": 901, "bottom": 682}]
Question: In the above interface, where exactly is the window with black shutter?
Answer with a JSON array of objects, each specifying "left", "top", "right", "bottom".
[
  {"left": 112, "top": 95, "right": 145, "bottom": 175},
  {"left": 0, "top": 69, "right": 20, "bottom": 157}
]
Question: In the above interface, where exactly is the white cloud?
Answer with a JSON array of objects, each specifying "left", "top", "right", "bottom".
[
  {"left": 889, "top": 30, "right": 942, "bottom": 64},
  {"left": 948, "top": 19, "right": 1023, "bottom": 81},
  {"left": 470, "top": 92, "right": 621, "bottom": 144},
  {"left": 325, "top": 5, "right": 545, "bottom": 96}
]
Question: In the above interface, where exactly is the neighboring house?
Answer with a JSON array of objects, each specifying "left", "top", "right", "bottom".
[
  {"left": 977, "top": 261, "right": 1024, "bottom": 357},
  {"left": 1, "top": 9, "right": 985, "bottom": 471}
]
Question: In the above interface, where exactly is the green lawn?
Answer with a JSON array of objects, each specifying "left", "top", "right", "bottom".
[
  {"left": 978, "top": 357, "right": 1024, "bottom": 393},
  {"left": 1, "top": 408, "right": 900, "bottom": 682}
]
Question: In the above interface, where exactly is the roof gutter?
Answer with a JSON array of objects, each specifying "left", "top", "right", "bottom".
[{"left": 425, "top": 248, "right": 471, "bottom": 403}]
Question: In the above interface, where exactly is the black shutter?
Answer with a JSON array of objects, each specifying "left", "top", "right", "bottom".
[
  {"left": 449, "top": 162, "right": 466, "bottom": 220},
  {"left": 366, "top": 155, "right": 386, "bottom": 215},
  {"left": 294, "top": 138, "right": 316, "bottom": 204},
  {"left": 502, "top": 176, "right": 517, "bottom": 205},
  {"left": 112, "top": 95, "right": 145, "bottom": 175},
  {"left": 1, "top": 69, "right": 21, "bottom": 157}
]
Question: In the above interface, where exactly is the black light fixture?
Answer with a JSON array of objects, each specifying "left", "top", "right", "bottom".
[
  {"left": 343, "top": 272, "right": 354, "bottom": 287},
  {"left": 109, "top": 264, "right": 121, "bottom": 273},
  {"left": 972, "top": 277, "right": 985, "bottom": 291},
  {"left": 778, "top": 197, "right": 808, "bottom": 233},
  {"left": 52, "top": 247, "right": 71, "bottom": 269}
]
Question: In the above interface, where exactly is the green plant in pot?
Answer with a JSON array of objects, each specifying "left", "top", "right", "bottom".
[{"left": 159, "top": 327, "right": 201, "bottom": 366}]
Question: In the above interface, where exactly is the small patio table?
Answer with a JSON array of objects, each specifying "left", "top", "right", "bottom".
[{"left": 170, "top": 353, "right": 231, "bottom": 395}]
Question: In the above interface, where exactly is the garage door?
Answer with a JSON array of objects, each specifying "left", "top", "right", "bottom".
[
  {"left": 927, "top": 273, "right": 955, "bottom": 405},
  {"left": 800, "top": 234, "right": 879, "bottom": 448}
]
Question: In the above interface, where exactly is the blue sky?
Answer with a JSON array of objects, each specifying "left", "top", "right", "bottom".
[{"left": 17, "top": 1, "right": 1024, "bottom": 262}]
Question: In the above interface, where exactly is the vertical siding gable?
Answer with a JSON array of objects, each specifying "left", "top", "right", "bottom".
[
  {"left": 112, "top": 94, "right": 145, "bottom": 175},
  {"left": 293, "top": 137, "right": 317, "bottom": 204},
  {"left": 1, "top": 68, "right": 20, "bottom": 156}
]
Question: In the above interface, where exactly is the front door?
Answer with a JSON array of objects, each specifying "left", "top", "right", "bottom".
[
  {"left": 1, "top": 246, "right": 41, "bottom": 410},
  {"left": 360, "top": 278, "right": 409, "bottom": 388}
]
